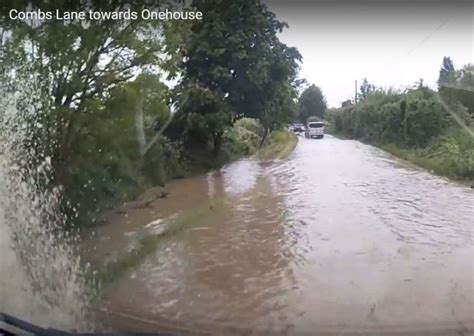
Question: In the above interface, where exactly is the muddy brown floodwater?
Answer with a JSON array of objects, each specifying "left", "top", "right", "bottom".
[{"left": 82, "top": 135, "right": 473, "bottom": 335}]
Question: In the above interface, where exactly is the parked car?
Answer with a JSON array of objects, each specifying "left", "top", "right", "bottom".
[
  {"left": 292, "top": 123, "right": 304, "bottom": 133},
  {"left": 305, "top": 121, "right": 324, "bottom": 139}
]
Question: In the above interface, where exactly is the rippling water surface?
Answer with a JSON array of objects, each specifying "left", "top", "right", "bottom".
[{"left": 84, "top": 135, "right": 473, "bottom": 334}]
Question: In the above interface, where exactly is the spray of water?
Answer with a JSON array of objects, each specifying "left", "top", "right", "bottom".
[{"left": 0, "top": 70, "right": 90, "bottom": 330}]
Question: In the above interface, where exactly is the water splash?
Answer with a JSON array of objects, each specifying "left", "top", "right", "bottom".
[{"left": 0, "top": 69, "right": 90, "bottom": 330}]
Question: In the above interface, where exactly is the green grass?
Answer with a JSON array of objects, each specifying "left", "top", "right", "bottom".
[
  {"left": 258, "top": 130, "right": 298, "bottom": 160},
  {"left": 90, "top": 199, "right": 228, "bottom": 289},
  {"left": 380, "top": 127, "right": 474, "bottom": 181},
  {"left": 381, "top": 143, "right": 443, "bottom": 173}
]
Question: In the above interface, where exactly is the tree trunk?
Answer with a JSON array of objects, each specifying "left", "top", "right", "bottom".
[
  {"left": 259, "top": 127, "right": 269, "bottom": 148},
  {"left": 135, "top": 94, "right": 146, "bottom": 158},
  {"left": 213, "top": 132, "right": 223, "bottom": 156}
]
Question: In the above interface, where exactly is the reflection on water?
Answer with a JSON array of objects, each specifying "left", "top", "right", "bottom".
[
  {"left": 220, "top": 158, "right": 261, "bottom": 196},
  {"left": 84, "top": 135, "right": 473, "bottom": 334}
]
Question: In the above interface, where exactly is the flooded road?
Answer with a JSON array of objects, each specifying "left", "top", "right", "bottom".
[{"left": 84, "top": 135, "right": 473, "bottom": 334}]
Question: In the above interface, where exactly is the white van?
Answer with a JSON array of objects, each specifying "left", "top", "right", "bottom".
[{"left": 305, "top": 121, "right": 324, "bottom": 139}]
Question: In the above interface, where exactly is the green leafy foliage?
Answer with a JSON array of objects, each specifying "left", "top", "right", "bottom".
[
  {"left": 62, "top": 74, "right": 180, "bottom": 225},
  {"left": 431, "top": 127, "right": 474, "bottom": 178},
  {"left": 381, "top": 127, "right": 474, "bottom": 180},
  {"left": 359, "top": 78, "right": 376, "bottom": 102},
  {"left": 438, "top": 58, "right": 474, "bottom": 117},
  {"left": 330, "top": 87, "right": 448, "bottom": 147},
  {"left": 175, "top": 0, "right": 301, "bottom": 153},
  {"left": 0, "top": 1, "right": 194, "bottom": 225},
  {"left": 297, "top": 84, "right": 327, "bottom": 122},
  {"left": 223, "top": 118, "right": 264, "bottom": 156}
]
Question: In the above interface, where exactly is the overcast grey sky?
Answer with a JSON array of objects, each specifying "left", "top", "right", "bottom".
[{"left": 268, "top": 1, "right": 473, "bottom": 107}]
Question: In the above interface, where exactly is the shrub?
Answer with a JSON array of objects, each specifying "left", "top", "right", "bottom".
[
  {"left": 223, "top": 118, "right": 263, "bottom": 156},
  {"left": 429, "top": 127, "right": 474, "bottom": 178},
  {"left": 404, "top": 98, "right": 446, "bottom": 147},
  {"left": 331, "top": 88, "right": 448, "bottom": 147}
]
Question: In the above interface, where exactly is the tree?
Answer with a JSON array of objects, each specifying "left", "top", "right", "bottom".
[
  {"left": 414, "top": 78, "right": 425, "bottom": 89},
  {"left": 455, "top": 64, "right": 474, "bottom": 116},
  {"left": 297, "top": 84, "right": 326, "bottom": 122},
  {"left": 175, "top": 0, "right": 301, "bottom": 154},
  {"left": 341, "top": 99, "right": 353, "bottom": 108},
  {"left": 437, "top": 57, "right": 474, "bottom": 119},
  {"left": 359, "top": 78, "right": 376, "bottom": 101},
  {"left": 0, "top": 1, "right": 180, "bottom": 177},
  {"left": 234, "top": 9, "right": 301, "bottom": 147},
  {"left": 0, "top": 1, "right": 187, "bottom": 223},
  {"left": 438, "top": 56, "right": 457, "bottom": 106},
  {"left": 438, "top": 56, "right": 456, "bottom": 86}
]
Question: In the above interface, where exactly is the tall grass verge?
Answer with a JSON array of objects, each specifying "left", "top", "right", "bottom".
[{"left": 258, "top": 131, "right": 298, "bottom": 160}]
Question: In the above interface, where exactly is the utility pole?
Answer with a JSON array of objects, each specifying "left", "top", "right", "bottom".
[{"left": 354, "top": 80, "right": 358, "bottom": 105}]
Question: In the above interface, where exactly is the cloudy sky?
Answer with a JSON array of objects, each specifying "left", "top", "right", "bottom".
[{"left": 268, "top": 1, "right": 473, "bottom": 107}]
